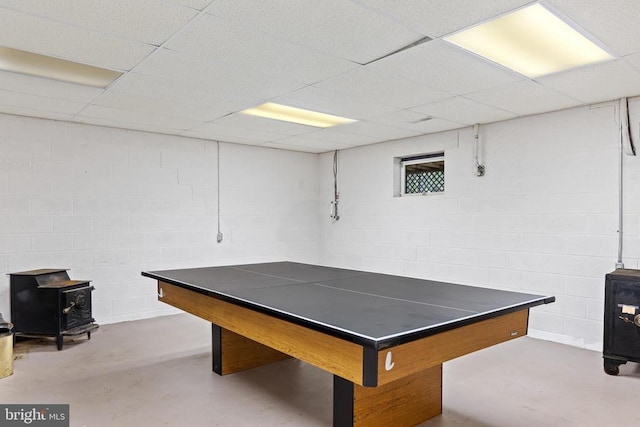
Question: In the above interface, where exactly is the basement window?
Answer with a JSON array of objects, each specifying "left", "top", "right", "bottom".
[{"left": 400, "top": 152, "right": 444, "bottom": 195}]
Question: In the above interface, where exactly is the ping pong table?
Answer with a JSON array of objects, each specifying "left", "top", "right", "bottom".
[{"left": 142, "top": 262, "right": 554, "bottom": 426}]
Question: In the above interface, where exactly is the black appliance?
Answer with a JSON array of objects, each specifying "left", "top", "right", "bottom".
[
  {"left": 603, "top": 269, "right": 640, "bottom": 375},
  {"left": 9, "top": 269, "right": 98, "bottom": 350}
]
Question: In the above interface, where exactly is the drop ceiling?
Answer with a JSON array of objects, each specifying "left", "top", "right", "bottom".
[{"left": 1, "top": 0, "right": 640, "bottom": 153}]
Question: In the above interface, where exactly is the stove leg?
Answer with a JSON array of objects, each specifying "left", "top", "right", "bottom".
[
  {"left": 56, "top": 335, "right": 63, "bottom": 351},
  {"left": 87, "top": 331, "right": 91, "bottom": 340}
]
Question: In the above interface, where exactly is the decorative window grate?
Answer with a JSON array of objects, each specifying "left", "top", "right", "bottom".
[
  {"left": 401, "top": 153, "right": 444, "bottom": 195},
  {"left": 405, "top": 161, "right": 444, "bottom": 193}
]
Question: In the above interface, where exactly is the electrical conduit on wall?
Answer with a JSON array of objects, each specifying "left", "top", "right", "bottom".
[{"left": 617, "top": 97, "right": 637, "bottom": 269}]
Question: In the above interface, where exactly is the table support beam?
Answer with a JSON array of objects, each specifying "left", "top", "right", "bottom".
[
  {"left": 212, "top": 324, "right": 290, "bottom": 375},
  {"left": 333, "top": 365, "right": 442, "bottom": 427}
]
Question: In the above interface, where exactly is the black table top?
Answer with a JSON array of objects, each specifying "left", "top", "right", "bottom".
[{"left": 142, "top": 262, "right": 554, "bottom": 349}]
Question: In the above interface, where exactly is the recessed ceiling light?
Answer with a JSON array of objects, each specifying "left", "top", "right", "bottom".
[
  {"left": 240, "top": 103, "right": 357, "bottom": 128},
  {"left": 443, "top": 3, "right": 614, "bottom": 78},
  {"left": 0, "top": 46, "right": 123, "bottom": 88}
]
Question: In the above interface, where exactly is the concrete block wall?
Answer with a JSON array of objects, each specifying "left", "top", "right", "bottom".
[
  {"left": 318, "top": 101, "right": 640, "bottom": 350},
  {"left": 0, "top": 113, "right": 319, "bottom": 324},
  {"left": 3, "top": 97, "right": 640, "bottom": 350}
]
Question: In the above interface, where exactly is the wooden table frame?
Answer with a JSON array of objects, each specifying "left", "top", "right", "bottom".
[{"left": 156, "top": 281, "right": 530, "bottom": 426}]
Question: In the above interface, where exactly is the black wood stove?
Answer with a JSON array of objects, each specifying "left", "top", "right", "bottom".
[
  {"left": 9, "top": 269, "right": 98, "bottom": 350},
  {"left": 604, "top": 269, "right": 640, "bottom": 375}
]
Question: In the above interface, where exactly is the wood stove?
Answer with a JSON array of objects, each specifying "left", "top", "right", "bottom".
[{"left": 9, "top": 269, "right": 98, "bottom": 350}]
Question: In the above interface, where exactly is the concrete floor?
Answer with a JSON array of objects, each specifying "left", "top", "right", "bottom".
[{"left": 2, "top": 314, "right": 639, "bottom": 427}]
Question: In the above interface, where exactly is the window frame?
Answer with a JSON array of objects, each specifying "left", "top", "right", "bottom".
[{"left": 400, "top": 153, "right": 445, "bottom": 196}]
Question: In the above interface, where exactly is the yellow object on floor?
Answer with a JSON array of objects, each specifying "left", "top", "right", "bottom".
[{"left": 0, "top": 333, "right": 13, "bottom": 378}]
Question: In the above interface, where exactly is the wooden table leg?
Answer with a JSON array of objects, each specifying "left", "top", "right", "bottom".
[
  {"left": 211, "top": 324, "right": 291, "bottom": 375},
  {"left": 334, "top": 364, "right": 442, "bottom": 427}
]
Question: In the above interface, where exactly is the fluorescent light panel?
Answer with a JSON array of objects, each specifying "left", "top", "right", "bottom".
[
  {"left": 241, "top": 102, "right": 356, "bottom": 128},
  {"left": 0, "top": 46, "right": 122, "bottom": 88},
  {"left": 444, "top": 3, "right": 614, "bottom": 78}
]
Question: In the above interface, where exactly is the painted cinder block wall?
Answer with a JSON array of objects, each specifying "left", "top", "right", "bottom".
[
  {"left": 3, "top": 96, "right": 640, "bottom": 351},
  {"left": 318, "top": 100, "right": 640, "bottom": 351},
  {"left": 0, "top": 113, "right": 320, "bottom": 324}
]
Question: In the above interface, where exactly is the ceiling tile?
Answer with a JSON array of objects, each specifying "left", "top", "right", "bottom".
[
  {"left": 108, "top": 73, "right": 263, "bottom": 112},
  {"left": 77, "top": 105, "right": 204, "bottom": 131},
  {"left": 466, "top": 80, "right": 581, "bottom": 116},
  {"left": 181, "top": 132, "right": 259, "bottom": 146},
  {"left": 336, "top": 120, "right": 422, "bottom": 140},
  {"left": 315, "top": 66, "right": 451, "bottom": 109},
  {"left": 0, "top": 0, "right": 199, "bottom": 45},
  {"left": 365, "top": 110, "right": 464, "bottom": 133},
  {"left": 205, "top": 0, "right": 425, "bottom": 64},
  {"left": 273, "top": 86, "right": 400, "bottom": 120},
  {"left": 270, "top": 133, "right": 358, "bottom": 150},
  {"left": 537, "top": 59, "right": 640, "bottom": 104},
  {"left": 0, "top": 8, "right": 154, "bottom": 70},
  {"left": 267, "top": 135, "right": 356, "bottom": 153},
  {"left": 92, "top": 91, "right": 230, "bottom": 122},
  {"left": 357, "top": 0, "right": 531, "bottom": 37},
  {"left": 302, "top": 129, "right": 384, "bottom": 146},
  {"left": 133, "top": 49, "right": 305, "bottom": 100},
  {"left": 262, "top": 142, "right": 325, "bottom": 154},
  {"left": 371, "top": 40, "right": 525, "bottom": 95},
  {"left": 547, "top": 0, "right": 640, "bottom": 56},
  {"left": 626, "top": 51, "right": 640, "bottom": 72},
  {"left": 0, "top": 71, "right": 104, "bottom": 103},
  {"left": 185, "top": 122, "right": 290, "bottom": 143},
  {"left": 74, "top": 116, "right": 186, "bottom": 136},
  {"left": 0, "top": 89, "right": 86, "bottom": 115},
  {"left": 412, "top": 96, "right": 518, "bottom": 125},
  {"left": 212, "top": 113, "right": 318, "bottom": 136},
  {"left": 168, "top": 0, "right": 214, "bottom": 10},
  {"left": 1, "top": 1, "right": 639, "bottom": 154},
  {"left": 165, "top": 14, "right": 358, "bottom": 85},
  {"left": 0, "top": 106, "right": 74, "bottom": 122}
]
